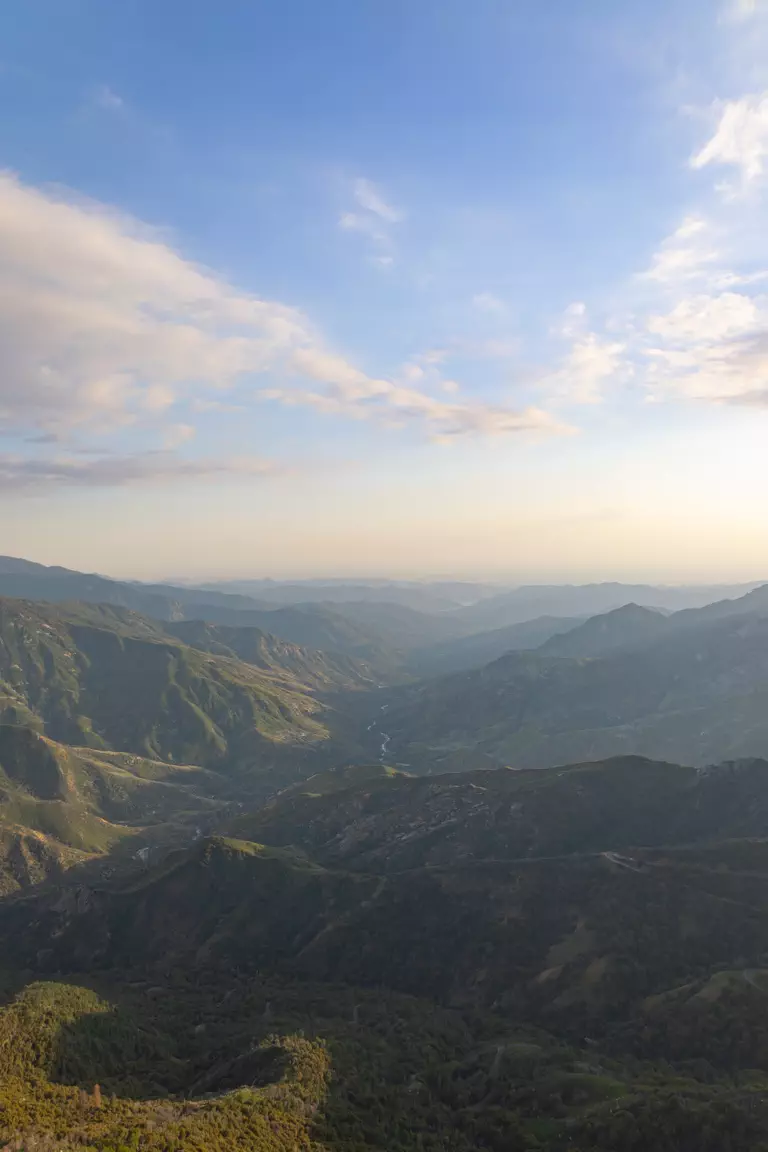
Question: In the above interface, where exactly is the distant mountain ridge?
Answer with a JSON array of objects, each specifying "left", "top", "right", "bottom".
[
  {"left": 0, "top": 557, "right": 418, "bottom": 670},
  {"left": 385, "top": 607, "right": 768, "bottom": 771},
  {"left": 408, "top": 613, "right": 586, "bottom": 675},
  {"left": 538, "top": 602, "right": 668, "bottom": 658},
  {"left": 451, "top": 579, "right": 767, "bottom": 630}
]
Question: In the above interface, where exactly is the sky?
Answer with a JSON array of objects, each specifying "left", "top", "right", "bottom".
[{"left": 2, "top": 0, "right": 768, "bottom": 581}]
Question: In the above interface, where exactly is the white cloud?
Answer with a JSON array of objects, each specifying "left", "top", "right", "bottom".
[
  {"left": 339, "top": 177, "right": 402, "bottom": 265},
  {"left": 642, "top": 216, "right": 719, "bottom": 284},
  {"left": 264, "top": 345, "right": 570, "bottom": 438},
  {"left": 353, "top": 178, "right": 402, "bottom": 223},
  {"left": 543, "top": 333, "right": 626, "bottom": 405},
  {"left": 0, "top": 172, "right": 307, "bottom": 436},
  {"left": 630, "top": 151, "right": 768, "bottom": 407},
  {"left": 338, "top": 211, "right": 387, "bottom": 243},
  {"left": 643, "top": 291, "right": 768, "bottom": 402},
  {"left": 0, "top": 172, "right": 568, "bottom": 460},
  {"left": 647, "top": 292, "right": 759, "bottom": 343},
  {"left": 93, "top": 84, "right": 125, "bottom": 112},
  {"left": 720, "top": 0, "right": 764, "bottom": 21},
  {"left": 472, "top": 292, "right": 506, "bottom": 315},
  {"left": 555, "top": 301, "right": 588, "bottom": 338},
  {"left": 691, "top": 93, "right": 768, "bottom": 183},
  {"left": 163, "top": 422, "right": 196, "bottom": 448}
]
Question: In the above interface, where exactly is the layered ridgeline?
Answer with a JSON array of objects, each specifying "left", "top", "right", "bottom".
[
  {"left": 3, "top": 554, "right": 766, "bottom": 679},
  {"left": 0, "top": 556, "right": 478, "bottom": 675},
  {"left": 0, "top": 597, "right": 368, "bottom": 761},
  {"left": 0, "top": 597, "right": 379, "bottom": 890},
  {"left": 383, "top": 599, "right": 768, "bottom": 771},
  {"left": 12, "top": 755, "right": 768, "bottom": 1035},
  {"left": 7, "top": 758, "right": 768, "bottom": 1148}
]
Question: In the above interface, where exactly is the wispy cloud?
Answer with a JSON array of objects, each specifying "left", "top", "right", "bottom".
[
  {"left": 542, "top": 333, "right": 627, "bottom": 406},
  {"left": 263, "top": 346, "right": 570, "bottom": 439},
  {"left": 338, "top": 176, "right": 403, "bottom": 265},
  {"left": 691, "top": 93, "right": 768, "bottom": 184},
  {"left": 163, "top": 422, "right": 196, "bottom": 449},
  {"left": 643, "top": 288, "right": 768, "bottom": 403},
  {"left": 0, "top": 171, "right": 567, "bottom": 489},
  {"left": 472, "top": 292, "right": 507, "bottom": 316},
  {"left": 0, "top": 451, "right": 279, "bottom": 493},
  {"left": 92, "top": 84, "right": 125, "bottom": 112},
  {"left": 720, "top": 0, "right": 766, "bottom": 22},
  {"left": 352, "top": 177, "right": 402, "bottom": 223},
  {"left": 0, "top": 171, "right": 307, "bottom": 436},
  {"left": 641, "top": 216, "right": 719, "bottom": 284}
]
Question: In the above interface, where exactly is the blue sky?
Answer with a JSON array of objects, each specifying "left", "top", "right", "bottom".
[{"left": 2, "top": 0, "right": 768, "bottom": 579}]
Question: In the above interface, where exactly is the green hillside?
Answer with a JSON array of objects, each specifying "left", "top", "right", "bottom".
[
  {"left": 165, "top": 618, "right": 370, "bottom": 687},
  {"left": 0, "top": 597, "right": 372, "bottom": 890},
  {"left": 6, "top": 971, "right": 767, "bottom": 1152},
  {"left": 0, "top": 598, "right": 339, "bottom": 770},
  {"left": 7, "top": 755, "right": 768, "bottom": 1147},
  {"left": 0, "top": 724, "right": 229, "bottom": 893},
  {"left": 11, "top": 756, "right": 768, "bottom": 1019},
  {"left": 0, "top": 558, "right": 410, "bottom": 672}
]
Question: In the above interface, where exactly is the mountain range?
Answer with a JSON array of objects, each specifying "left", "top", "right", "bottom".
[
  {"left": 384, "top": 600, "right": 768, "bottom": 772},
  {"left": 5, "top": 556, "right": 768, "bottom": 1148}
]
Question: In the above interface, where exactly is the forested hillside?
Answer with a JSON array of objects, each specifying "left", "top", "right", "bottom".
[{"left": 6, "top": 755, "right": 768, "bottom": 1148}]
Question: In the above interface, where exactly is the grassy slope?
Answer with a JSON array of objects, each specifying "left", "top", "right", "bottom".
[
  {"left": 0, "top": 724, "right": 229, "bottom": 893},
  {"left": 164, "top": 618, "right": 370, "bottom": 688}
]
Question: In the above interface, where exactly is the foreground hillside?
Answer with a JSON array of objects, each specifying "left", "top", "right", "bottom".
[
  {"left": 7, "top": 972, "right": 765, "bottom": 1152},
  {"left": 6, "top": 756, "right": 768, "bottom": 1147}
]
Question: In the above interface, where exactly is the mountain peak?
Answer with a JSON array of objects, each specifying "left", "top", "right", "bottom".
[{"left": 538, "top": 601, "right": 668, "bottom": 658}]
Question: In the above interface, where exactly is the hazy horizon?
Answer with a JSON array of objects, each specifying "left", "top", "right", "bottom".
[{"left": 5, "top": 547, "right": 768, "bottom": 588}]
